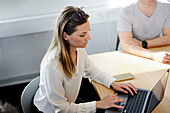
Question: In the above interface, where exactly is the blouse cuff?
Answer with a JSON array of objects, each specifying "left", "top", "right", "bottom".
[
  {"left": 87, "top": 101, "right": 96, "bottom": 113},
  {"left": 103, "top": 75, "right": 116, "bottom": 88},
  {"left": 78, "top": 101, "right": 96, "bottom": 113}
]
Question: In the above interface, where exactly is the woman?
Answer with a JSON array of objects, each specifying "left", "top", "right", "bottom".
[
  {"left": 117, "top": 0, "right": 170, "bottom": 63},
  {"left": 34, "top": 6, "right": 137, "bottom": 113}
]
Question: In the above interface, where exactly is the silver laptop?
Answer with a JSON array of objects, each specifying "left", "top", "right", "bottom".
[{"left": 106, "top": 69, "right": 169, "bottom": 113}]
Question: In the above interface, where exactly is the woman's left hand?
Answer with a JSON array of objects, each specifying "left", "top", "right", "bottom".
[{"left": 111, "top": 82, "right": 137, "bottom": 96}]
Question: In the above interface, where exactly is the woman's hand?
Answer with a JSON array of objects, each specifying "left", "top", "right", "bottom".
[
  {"left": 111, "top": 82, "right": 137, "bottom": 96},
  {"left": 96, "top": 93, "right": 125, "bottom": 109}
]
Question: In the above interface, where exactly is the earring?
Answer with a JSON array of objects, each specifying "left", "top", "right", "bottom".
[{"left": 66, "top": 40, "right": 68, "bottom": 43}]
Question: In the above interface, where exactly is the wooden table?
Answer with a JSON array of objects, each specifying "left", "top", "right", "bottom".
[{"left": 89, "top": 45, "right": 170, "bottom": 113}]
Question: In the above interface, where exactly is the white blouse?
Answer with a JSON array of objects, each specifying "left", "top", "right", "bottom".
[{"left": 34, "top": 48, "right": 116, "bottom": 113}]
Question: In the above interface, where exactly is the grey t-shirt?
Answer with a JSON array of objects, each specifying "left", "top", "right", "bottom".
[{"left": 117, "top": 2, "right": 170, "bottom": 41}]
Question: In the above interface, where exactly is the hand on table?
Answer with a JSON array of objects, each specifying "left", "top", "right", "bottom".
[{"left": 151, "top": 51, "right": 170, "bottom": 63}]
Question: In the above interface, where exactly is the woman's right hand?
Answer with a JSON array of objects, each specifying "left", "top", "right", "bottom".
[{"left": 96, "top": 93, "right": 125, "bottom": 109}]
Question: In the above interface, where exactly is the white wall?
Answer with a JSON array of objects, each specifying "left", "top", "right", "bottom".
[
  {"left": 0, "top": 0, "right": 108, "bottom": 20},
  {"left": 0, "top": 0, "right": 120, "bottom": 86},
  {"left": 0, "top": 0, "right": 169, "bottom": 86}
]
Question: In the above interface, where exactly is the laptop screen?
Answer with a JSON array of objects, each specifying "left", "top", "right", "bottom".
[{"left": 151, "top": 69, "right": 169, "bottom": 101}]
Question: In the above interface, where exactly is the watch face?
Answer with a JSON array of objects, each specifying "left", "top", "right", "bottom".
[{"left": 142, "top": 41, "right": 148, "bottom": 49}]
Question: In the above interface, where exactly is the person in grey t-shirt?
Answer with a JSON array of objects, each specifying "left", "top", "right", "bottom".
[{"left": 117, "top": 0, "right": 170, "bottom": 63}]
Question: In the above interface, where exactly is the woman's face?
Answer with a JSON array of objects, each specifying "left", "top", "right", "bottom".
[{"left": 65, "top": 21, "right": 91, "bottom": 49}]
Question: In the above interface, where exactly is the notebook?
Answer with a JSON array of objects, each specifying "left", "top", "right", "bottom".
[
  {"left": 106, "top": 69, "right": 169, "bottom": 113},
  {"left": 114, "top": 73, "right": 134, "bottom": 82}
]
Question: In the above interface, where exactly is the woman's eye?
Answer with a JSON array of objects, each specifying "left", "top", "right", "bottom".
[{"left": 80, "top": 35, "right": 85, "bottom": 37}]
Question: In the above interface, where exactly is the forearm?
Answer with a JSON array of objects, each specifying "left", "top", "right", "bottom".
[
  {"left": 147, "top": 35, "right": 170, "bottom": 48},
  {"left": 119, "top": 30, "right": 170, "bottom": 62},
  {"left": 122, "top": 43, "right": 170, "bottom": 63},
  {"left": 88, "top": 67, "right": 116, "bottom": 88},
  {"left": 119, "top": 31, "right": 153, "bottom": 59},
  {"left": 122, "top": 44, "right": 154, "bottom": 59},
  {"left": 147, "top": 27, "right": 170, "bottom": 47}
]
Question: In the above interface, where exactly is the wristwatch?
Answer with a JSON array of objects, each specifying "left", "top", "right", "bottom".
[{"left": 142, "top": 40, "right": 148, "bottom": 49}]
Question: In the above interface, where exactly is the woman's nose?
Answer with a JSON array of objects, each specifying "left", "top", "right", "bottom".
[{"left": 86, "top": 34, "right": 91, "bottom": 41}]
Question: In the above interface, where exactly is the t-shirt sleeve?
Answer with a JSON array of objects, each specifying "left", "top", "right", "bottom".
[
  {"left": 163, "top": 4, "right": 170, "bottom": 28},
  {"left": 117, "top": 8, "right": 132, "bottom": 31}
]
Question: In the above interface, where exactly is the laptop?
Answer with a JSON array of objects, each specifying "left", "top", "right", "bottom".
[{"left": 106, "top": 69, "right": 169, "bottom": 113}]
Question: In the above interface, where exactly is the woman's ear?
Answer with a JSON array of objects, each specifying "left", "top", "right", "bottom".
[{"left": 63, "top": 32, "right": 68, "bottom": 41}]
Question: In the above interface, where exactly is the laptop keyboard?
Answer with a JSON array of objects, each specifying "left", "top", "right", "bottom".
[{"left": 123, "top": 89, "right": 148, "bottom": 113}]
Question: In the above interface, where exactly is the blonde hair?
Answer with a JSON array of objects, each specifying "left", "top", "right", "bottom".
[{"left": 41, "top": 6, "right": 89, "bottom": 79}]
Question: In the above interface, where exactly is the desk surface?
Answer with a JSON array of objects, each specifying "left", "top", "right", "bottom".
[{"left": 89, "top": 45, "right": 170, "bottom": 113}]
